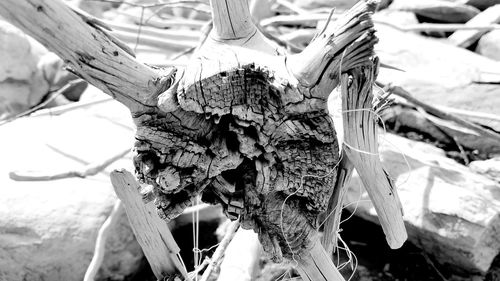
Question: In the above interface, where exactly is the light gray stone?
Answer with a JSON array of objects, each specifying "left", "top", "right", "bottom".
[
  {"left": 344, "top": 133, "right": 500, "bottom": 273},
  {"left": 0, "top": 99, "right": 142, "bottom": 281}
]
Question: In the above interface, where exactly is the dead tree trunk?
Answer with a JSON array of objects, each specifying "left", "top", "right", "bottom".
[{"left": 0, "top": 0, "right": 407, "bottom": 280}]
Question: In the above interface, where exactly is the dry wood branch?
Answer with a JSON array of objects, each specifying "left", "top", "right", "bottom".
[
  {"left": 384, "top": 84, "right": 500, "bottom": 143},
  {"left": 29, "top": 97, "right": 113, "bottom": 117},
  {"left": 448, "top": 5, "right": 500, "bottom": 48},
  {"left": 84, "top": 200, "right": 124, "bottom": 281},
  {"left": 199, "top": 220, "right": 240, "bottom": 281},
  {"left": 376, "top": 22, "right": 500, "bottom": 32},
  {"left": 9, "top": 148, "right": 130, "bottom": 181},
  {"left": 0, "top": 0, "right": 175, "bottom": 112},
  {"left": 296, "top": 238, "right": 345, "bottom": 281},
  {"left": 342, "top": 65, "right": 407, "bottom": 249},
  {"left": 260, "top": 13, "right": 341, "bottom": 27},
  {"left": 111, "top": 170, "right": 188, "bottom": 280},
  {"left": 209, "top": 0, "right": 255, "bottom": 40}
]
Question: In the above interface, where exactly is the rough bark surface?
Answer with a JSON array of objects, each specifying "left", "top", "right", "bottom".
[{"left": 133, "top": 0, "right": 380, "bottom": 263}]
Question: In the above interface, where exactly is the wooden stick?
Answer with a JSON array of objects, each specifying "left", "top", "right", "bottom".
[
  {"left": 112, "top": 29, "right": 196, "bottom": 51},
  {"left": 296, "top": 238, "right": 345, "bottom": 281},
  {"left": 260, "top": 13, "right": 340, "bottom": 27},
  {"left": 104, "top": 20, "right": 201, "bottom": 41},
  {"left": 29, "top": 97, "right": 113, "bottom": 117},
  {"left": 342, "top": 67, "right": 407, "bottom": 249},
  {"left": 448, "top": 5, "right": 500, "bottom": 48},
  {"left": 9, "top": 148, "right": 130, "bottom": 181},
  {"left": 376, "top": 21, "right": 500, "bottom": 32},
  {"left": 209, "top": 0, "right": 255, "bottom": 40},
  {"left": 434, "top": 105, "right": 500, "bottom": 122},
  {"left": 0, "top": 0, "right": 175, "bottom": 112},
  {"left": 383, "top": 83, "right": 500, "bottom": 143},
  {"left": 199, "top": 220, "right": 240, "bottom": 281},
  {"left": 84, "top": 200, "right": 124, "bottom": 281},
  {"left": 111, "top": 170, "right": 189, "bottom": 280}
]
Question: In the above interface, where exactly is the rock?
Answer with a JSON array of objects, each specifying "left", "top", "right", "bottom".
[
  {"left": 447, "top": 0, "right": 500, "bottom": 11},
  {"left": 448, "top": 5, "right": 500, "bottom": 48},
  {"left": 375, "top": 23, "right": 500, "bottom": 148},
  {"left": 0, "top": 20, "right": 50, "bottom": 119},
  {"left": 389, "top": 0, "right": 480, "bottom": 23},
  {"left": 0, "top": 98, "right": 143, "bottom": 281},
  {"left": 344, "top": 133, "right": 500, "bottom": 273},
  {"left": 477, "top": 30, "right": 500, "bottom": 60},
  {"left": 470, "top": 157, "right": 500, "bottom": 182}
]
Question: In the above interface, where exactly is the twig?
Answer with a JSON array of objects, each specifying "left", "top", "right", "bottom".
[
  {"left": 199, "top": 220, "right": 240, "bottom": 281},
  {"left": 382, "top": 83, "right": 500, "bottom": 143},
  {"left": 29, "top": 97, "right": 113, "bottom": 117},
  {"left": 434, "top": 105, "right": 500, "bottom": 122},
  {"left": 84, "top": 200, "right": 123, "bottom": 281},
  {"left": 260, "top": 13, "right": 340, "bottom": 27},
  {"left": 0, "top": 79, "right": 85, "bottom": 127},
  {"left": 421, "top": 251, "right": 449, "bottom": 281},
  {"left": 9, "top": 148, "right": 130, "bottom": 181},
  {"left": 376, "top": 21, "right": 500, "bottom": 32},
  {"left": 83, "top": 0, "right": 208, "bottom": 9}
]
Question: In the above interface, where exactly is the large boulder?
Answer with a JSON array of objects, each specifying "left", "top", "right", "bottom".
[
  {"left": 345, "top": 133, "right": 500, "bottom": 273},
  {"left": 0, "top": 96, "right": 142, "bottom": 281}
]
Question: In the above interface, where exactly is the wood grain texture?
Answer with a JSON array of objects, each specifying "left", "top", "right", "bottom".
[{"left": 111, "top": 170, "right": 187, "bottom": 280}]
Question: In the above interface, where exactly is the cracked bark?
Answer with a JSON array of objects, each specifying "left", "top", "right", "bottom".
[{"left": 0, "top": 0, "right": 407, "bottom": 280}]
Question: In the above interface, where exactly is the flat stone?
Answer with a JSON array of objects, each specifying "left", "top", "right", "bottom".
[{"left": 344, "top": 133, "right": 500, "bottom": 273}]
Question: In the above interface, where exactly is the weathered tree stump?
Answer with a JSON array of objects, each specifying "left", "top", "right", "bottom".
[{"left": 0, "top": 0, "right": 407, "bottom": 280}]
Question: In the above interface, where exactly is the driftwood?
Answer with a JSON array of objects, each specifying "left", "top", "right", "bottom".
[{"left": 0, "top": 0, "right": 408, "bottom": 280}]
